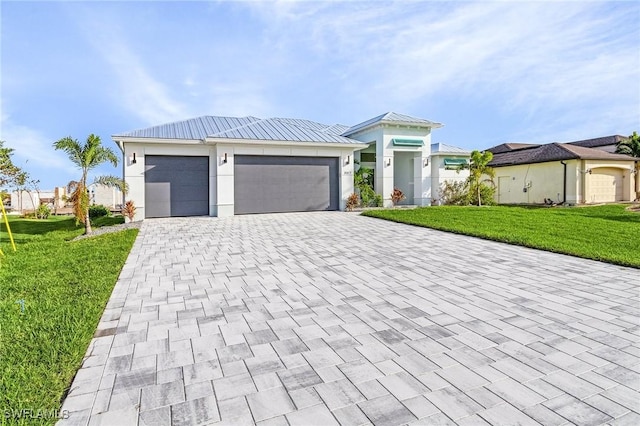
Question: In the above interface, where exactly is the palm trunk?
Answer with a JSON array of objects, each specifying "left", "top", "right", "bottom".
[{"left": 84, "top": 210, "right": 92, "bottom": 234}]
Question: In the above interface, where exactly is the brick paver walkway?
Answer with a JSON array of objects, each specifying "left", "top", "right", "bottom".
[{"left": 59, "top": 212, "right": 640, "bottom": 425}]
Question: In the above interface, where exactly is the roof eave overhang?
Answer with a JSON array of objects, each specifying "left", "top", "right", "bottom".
[
  {"left": 111, "top": 136, "right": 205, "bottom": 145},
  {"left": 344, "top": 120, "right": 444, "bottom": 138},
  {"left": 204, "top": 137, "right": 369, "bottom": 149}
]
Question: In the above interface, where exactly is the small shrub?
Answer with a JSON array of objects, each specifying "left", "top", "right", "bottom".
[
  {"left": 122, "top": 200, "right": 136, "bottom": 222},
  {"left": 390, "top": 187, "right": 406, "bottom": 206},
  {"left": 440, "top": 180, "right": 469, "bottom": 206},
  {"left": 88, "top": 204, "right": 111, "bottom": 219},
  {"left": 346, "top": 193, "right": 359, "bottom": 211},
  {"left": 468, "top": 183, "right": 496, "bottom": 206},
  {"left": 360, "top": 185, "right": 383, "bottom": 207},
  {"left": 36, "top": 204, "right": 51, "bottom": 219}
]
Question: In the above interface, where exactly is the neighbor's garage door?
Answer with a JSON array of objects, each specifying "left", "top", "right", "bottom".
[
  {"left": 590, "top": 168, "right": 623, "bottom": 202},
  {"left": 234, "top": 156, "right": 339, "bottom": 214},
  {"left": 145, "top": 156, "right": 209, "bottom": 218}
]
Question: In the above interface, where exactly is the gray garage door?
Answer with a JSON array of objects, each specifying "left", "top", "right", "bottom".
[
  {"left": 234, "top": 156, "right": 339, "bottom": 214},
  {"left": 145, "top": 156, "right": 209, "bottom": 218}
]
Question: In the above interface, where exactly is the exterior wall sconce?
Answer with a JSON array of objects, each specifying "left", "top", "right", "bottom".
[
  {"left": 222, "top": 153, "right": 228, "bottom": 163},
  {"left": 345, "top": 155, "right": 350, "bottom": 165},
  {"left": 131, "top": 152, "right": 137, "bottom": 164},
  {"left": 386, "top": 158, "right": 391, "bottom": 167},
  {"left": 423, "top": 158, "right": 429, "bottom": 168}
]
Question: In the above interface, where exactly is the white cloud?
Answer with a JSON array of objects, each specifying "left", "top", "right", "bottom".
[
  {"left": 0, "top": 112, "right": 69, "bottom": 172},
  {"left": 241, "top": 1, "right": 639, "bottom": 138}
]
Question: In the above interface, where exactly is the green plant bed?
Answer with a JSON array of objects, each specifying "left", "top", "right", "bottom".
[
  {"left": 0, "top": 216, "right": 137, "bottom": 424},
  {"left": 363, "top": 204, "right": 640, "bottom": 268}
]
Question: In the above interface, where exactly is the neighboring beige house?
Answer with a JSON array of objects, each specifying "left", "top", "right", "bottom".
[
  {"left": 430, "top": 142, "right": 470, "bottom": 204},
  {"left": 487, "top": 138, "right": 637, "bottom": 205}
]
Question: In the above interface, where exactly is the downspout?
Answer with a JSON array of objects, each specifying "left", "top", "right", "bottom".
[{"left": 560, "top": 160, "right": 567, "bottom": 204}]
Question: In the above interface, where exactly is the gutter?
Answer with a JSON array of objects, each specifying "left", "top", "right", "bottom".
[{"left": 560, "top": 160, "right": 567, "bottom": 204}]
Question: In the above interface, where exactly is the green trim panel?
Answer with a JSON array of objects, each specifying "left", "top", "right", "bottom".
[
  {"left": 392, "top": 138, "right": 424, "bottom": 147},
  {"left": 444, "top": 158, "right": 468, "bottom": 166}
]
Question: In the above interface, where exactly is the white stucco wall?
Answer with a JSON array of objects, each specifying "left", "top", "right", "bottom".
[
  {"left": 122, "top": 141, "right": 358, "bottom": 220},
  {"left": 430, "top": 154, "right": 470, "bottom": 204},
  {"left": 348, "top": 125, "right": 433, "bottom": 207}
]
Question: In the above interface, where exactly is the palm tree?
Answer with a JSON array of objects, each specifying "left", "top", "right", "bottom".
[
  {"left": 616, "top": 131, "right": 640, "bottom": 157},
  {"left": 468, "top": 150, "right": 495, "bottom": 206},
  {"left": 616, "top": 131, "right": 640, "bottom": 200},
  {"left": 53, "top": 134, "right": 124, "bottom": 234}
]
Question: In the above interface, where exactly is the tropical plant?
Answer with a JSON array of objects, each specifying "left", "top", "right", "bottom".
[
  {"left": 36, "top": 204, "right": 51, "bottom": 219},
  {"left": 468, "top": 150, "right": 496, "bottom": 206},
  {"left": 53, "top": 134, "right": 125, "bottom": 234},
  {"left": 122, "top": 200, "right": 136, "bottom": 222},
  {"left": 346, "top": 193, "right": 359, "bottom": 211},
  {"left": 390, "top": 187, "right": 406, "bottom": 206},
  {"left": 615, "top": 131, "right": 640, "bottom": 157},
  {"left": 354, "top": 161, "right": 382, "bottom": 207},
  {"left": 88, "top": 204, "right": 111, "bottom": 219},
  {"left": 616, "top": 131, "right": 640, "bottom": 200},
  {"left": 439, "top": 180, "right": 470, "bottom": 205}
]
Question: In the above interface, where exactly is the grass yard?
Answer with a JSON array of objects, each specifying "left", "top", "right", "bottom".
[
  {"left": 363, "top": 204, "right": 640, "bottom": 268},
  {"left": 0, "top": 216, "right": 138, "bottom": 424}
]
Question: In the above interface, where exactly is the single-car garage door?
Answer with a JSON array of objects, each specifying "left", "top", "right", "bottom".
[
  {"left": 234, "top": 156, "right": 339, "bottom": 214},
  {"left": 145, "top": 156, "right": 209, "bottom": 218},
  {"left": 589, "top": 168, "right": 624, "bottom": 203}
]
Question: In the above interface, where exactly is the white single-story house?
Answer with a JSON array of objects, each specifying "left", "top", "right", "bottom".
[
  {"left": 487, "top": 138, "right": 638, "bottom": 204},
  {"left": 112, "top": 112, "right": 445, "bottom": 220}
]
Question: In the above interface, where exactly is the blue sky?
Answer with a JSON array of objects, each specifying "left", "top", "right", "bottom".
[{"left": 1, "top": 0, "right": 639, "bottom": 190}]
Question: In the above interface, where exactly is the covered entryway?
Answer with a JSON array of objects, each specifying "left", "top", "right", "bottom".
[
  {"left": 393, "top": 152, "right": 416, "bottom": 205},
  {"left": 234, "top": 156, "right": 339, "bottom": 214},
  {"left": 589, "top": 168, "right": 624, "bottom": 203},
  {"left": 144, "top": 156, "right": 209, "bottom": 218}
]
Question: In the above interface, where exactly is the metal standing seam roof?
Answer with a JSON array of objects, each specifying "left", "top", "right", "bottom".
[
  {"left": 342, "top": 112, "right": 443, "bottom": 136},
  {"left": 431, "top": 142, "right": 471, "bottom": 155},
  {"left": 113, "top": 115, "right": 364, "bottom": 145},
  {"left": 112, "top": 116, "right": 261, "bottom": 139}
]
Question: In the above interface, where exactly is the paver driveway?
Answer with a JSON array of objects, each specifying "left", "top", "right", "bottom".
[{"left": 60, "top": 212, "right": 640, "bottom": 426}]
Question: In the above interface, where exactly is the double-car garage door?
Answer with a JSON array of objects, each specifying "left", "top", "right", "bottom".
[{"left": 144, "top": 155, "right": 339, "bottom": 217}]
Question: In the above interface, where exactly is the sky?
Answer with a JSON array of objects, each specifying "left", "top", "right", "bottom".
[{"left": 1, "top": 0, "right": 639, "bottom": 190}]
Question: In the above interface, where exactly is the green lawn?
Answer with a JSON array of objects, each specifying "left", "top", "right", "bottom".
[
  {"left": 0, "top": 216, "right": 138, "bottom": 424},
  {"left": 363, "top": 204, "right": 640, "bottom": 268}
]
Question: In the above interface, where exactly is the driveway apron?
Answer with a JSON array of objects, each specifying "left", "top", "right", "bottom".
[{"left": 59, "top": 212, "right": 640, "bottom": 425}]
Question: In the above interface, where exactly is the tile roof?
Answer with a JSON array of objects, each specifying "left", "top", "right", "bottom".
[
  {"left": 342, "top": 112, "right": 443, "bottom": 136},
  {"left": 566, "top": 135, "right": 628, "bottom": 148},
  {"left": 114, "top": 116, "right": 362, "bottom": 145},
  {"left": 489, "top": 143, "right": 636, "bottom": 167},
  {"left": 431, "top": 142, "right": 470, "bottom": 155},
  {"left": 486, "top": 143, "right": 540, "bottom": 154}
]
